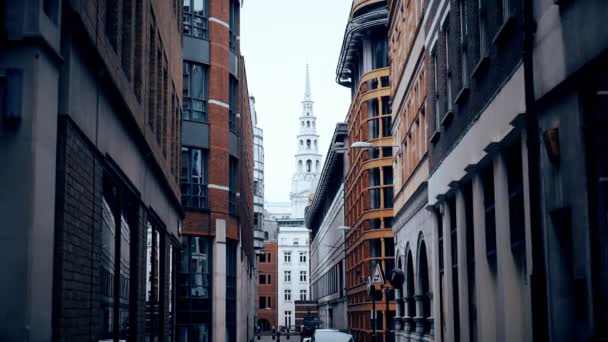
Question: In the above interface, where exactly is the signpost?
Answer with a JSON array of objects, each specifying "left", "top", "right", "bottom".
[{"left": 368, "top": 264, "right": 385, "bottom": 342}]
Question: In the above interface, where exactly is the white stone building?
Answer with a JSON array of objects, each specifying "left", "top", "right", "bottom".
[{"left": 278, "top": 224, "right": 310, "bottom": 329}]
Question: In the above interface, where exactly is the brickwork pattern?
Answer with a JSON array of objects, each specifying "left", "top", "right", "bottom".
[{"left": 427, "top": 0, "right": 524, "bottom": 173}]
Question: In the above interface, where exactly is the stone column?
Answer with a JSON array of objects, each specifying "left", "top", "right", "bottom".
[
  {"left": 472, "top": 174, "right": 497, "bottom": 341},
  {"left": 213, "top": 219, "right": 227, "bottom": 342},
  {"left": 455, "top": 188, "right": 470, "bottom": 342},
  {"left": 414, "top": 294, "right": 426, "bottom": 335},
  {"left": 493, "top": 153, "right": 525, "bottom": 342},
  {"left": 394, "top": 289, "right": 402, "bottom": 331},
  {"left": 441, "top": 201, "right": 455, "bottom": 342}
]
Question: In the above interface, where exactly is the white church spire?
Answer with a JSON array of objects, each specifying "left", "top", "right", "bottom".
[
  {"left": 290, "top": 64, "right": 322, "bottom": 218},
  {"left": 304, "top": 63, "right": 312, "bottom": 101}
]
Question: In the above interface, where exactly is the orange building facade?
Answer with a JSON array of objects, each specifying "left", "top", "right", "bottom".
[{"left": 337, "top": 1, "right": 396, "bottom": 341}]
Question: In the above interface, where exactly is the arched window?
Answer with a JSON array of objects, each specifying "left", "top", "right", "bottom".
[
  {"left": 313, "top": 121, "right": 316, "bottom": 128},
  {"left": 314, "top": 140, "right": 318, "bottom": 150},
  {"left": 307, "top": 121, "right": 310, "bottom": 127},
  {"left": 316, "top": 160, "right": 320, "bottom": 171},
  {"left": 306, "top": 139, "right": 311, "bottom": 149},
  {"left": 298, "top": 160, "right": 303, "bottom": 172},
  {"left": 300, "top": 140, "right": 303, "bottom": 147},
  {"left": 301, "top": 121, "right": 304, "bottom": 127},
  {"left": 406, "top": 250, "right": 416, "bottom": 319},
  {"left": 418, "top": 240, "right": 431, "bottom": 332},
  {"left": 306, "top": 160, "right": 312, "bottom": 172}
]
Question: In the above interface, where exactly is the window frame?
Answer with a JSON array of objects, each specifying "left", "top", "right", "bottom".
[{"left": 181, "top": 146, "right": 208, "bottom": 209}]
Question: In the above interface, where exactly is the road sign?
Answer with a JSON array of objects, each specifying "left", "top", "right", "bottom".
[{"left": 371, "top": 264, "right": 384, "bottom": 285}]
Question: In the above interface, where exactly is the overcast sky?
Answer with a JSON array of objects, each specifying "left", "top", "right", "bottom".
[{"left": 240, "top": 0, "right": 352, "bottom": 202}]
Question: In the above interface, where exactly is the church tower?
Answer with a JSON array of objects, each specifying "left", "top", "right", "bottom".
[{"left": 290, "top": 64, "right": 322, "bottom": 218}]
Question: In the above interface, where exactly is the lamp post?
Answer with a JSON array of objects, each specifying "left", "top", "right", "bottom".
[{"left": 350, "top": 141, "right": 401, "bottom": 154}]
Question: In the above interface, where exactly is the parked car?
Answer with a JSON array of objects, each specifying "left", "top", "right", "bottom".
[{"left": 309, "top": 329, "right": 354, "bottom": 342}]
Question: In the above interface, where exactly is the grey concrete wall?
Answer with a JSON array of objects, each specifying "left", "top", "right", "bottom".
[{"left": 0, "top": 45, "right": 60, "bottom": 342}]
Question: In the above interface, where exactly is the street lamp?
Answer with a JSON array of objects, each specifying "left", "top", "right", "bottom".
[{"left": 350, "top": 141, "right": 401, "bottom": 154}]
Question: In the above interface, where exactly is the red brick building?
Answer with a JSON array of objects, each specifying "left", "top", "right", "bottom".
[
  {"left": 177, "top": 0, "right": 256, "bottom": 341},
  {"left": 257, "top": 241, "right": 278, "bottom": 332}
]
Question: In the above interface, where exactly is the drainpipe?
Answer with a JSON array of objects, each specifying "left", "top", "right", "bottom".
[{"left": 522, "top": 0, "right": 549, "bottom": 341}]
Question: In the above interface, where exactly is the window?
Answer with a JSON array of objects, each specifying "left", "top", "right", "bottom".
[
  {"left": 229, "top": 156, "right": 238, "bottom": 215},
  {"left": 100, "top": 177, "right": 138, "bottom": 340},
  {"left": 179, "top": 236, "right": 212, "bottom": 301},
  {"left": 300, "top": 289, "right": 307, "bottom": 300},
  {"left": 229, "top": 0, "right": 238, "bottom": 50},
  {"left": 259, "top": 296, "right": 266, "bottom": 309},
  {"left": 316, "top": 160, "right": 320, "bottom": 172},
  {"left": 284, "top": 289, "right": 292, "bottom": 301},
  {"left": 482, "top": 165, "right": 497, "bottom": 257},
  {"left": 264, "top": 231, "right": 269, "bottom": 240},
  {"left": 293, "top": 239, "right": 299, "bottom": 246},
  {"left": 298, "top": 160, "right": 303, "bottom": 172},
  {"left": 372, "top": 34, "right": 388, "bottom": 69},
  {"left": 226, "top": 241, "right": 237, "bottom": 342},
  {"left": 306, "top": 139, "right": 311, "bottom": 149},
  {"left": 258, "top": 253, "right": 266, "bottom": 263},
  {"left": 284, "top": 252, "right": 292, "bottom": 263},
  {"left": 459, "top": 0, "right": 469, "bottom": 89},
  {"left": 229, "top": 76, "right": 238, "bottom": 132},
  {"left": 300, "top": 271, "right": 307, "bottom": 282},
  {"left": 478, "top": 0, "right": 487, "bottom": 58},
  {"left": 306, "top": 160, "right": 312, "bottom": 172},
  {"left": 259, "top": 274, "right": 267, "bottom": 284},
  {"left": 506, "top": 142, "right": 525, "bottom": 249},
  {"left": 284, "top": 311, "right": 292, "bottom": 327},
  {"left": 183, "top": 62, "right": 208, "bottom": 122},
  {"left": 284, "top": 270, "right": 291, "bottom": 282},
  {"left": 267, "top": 297, "right": 272, "bottom": 309},
  {"left": 299, "top": 252, "right": 307, "bottom": 263},
  {"left": 181, "top": 147, "right": 208, "bottom": 209},
  {"left": 183, "top": 0, "right": 209, "bottom": 39},
  {"left": 432, "top": 51, "right": 440, "bottom": 131},
  {"left": 444, "top": 23, "right": 453, "bottom": 112}
]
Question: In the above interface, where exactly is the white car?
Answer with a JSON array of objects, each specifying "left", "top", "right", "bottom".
[{"left": 308, "top": 329, "right": 354, "bottom": 342}]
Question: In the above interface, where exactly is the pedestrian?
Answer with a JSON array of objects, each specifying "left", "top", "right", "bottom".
[
  {"left": 272, "top": 326, "right": 276, "bottom": 340},
  {"left": 286, "top": 326, "right": 290, "bottom": 340},
  {"left": 277, "top": 328, "right": 281, "bottom": 341}
]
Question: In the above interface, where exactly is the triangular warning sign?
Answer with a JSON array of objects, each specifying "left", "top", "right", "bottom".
[{"left": 371, "top": 263, "right": 384, "bottom": 285}]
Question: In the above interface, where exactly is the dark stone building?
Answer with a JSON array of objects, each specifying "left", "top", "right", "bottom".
[{"left": 0, "top": 0, "right": 183, "bottom": 341}]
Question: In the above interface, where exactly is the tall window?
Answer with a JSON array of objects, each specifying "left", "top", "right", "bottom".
[
  {"left": 506, "top": 142, "right": 525, "bottom": 250},
  {"left": 183, "top": 0, "right": 208, "bottom": 39},
  {"left": 284, "top": 289, "right": 292, "bottom": 301},
  {"left": 459, "top": 0, "right": 469, "bottom": 88},
  {"left": 181, "top": 147, "right": 208, "bottom": 209},
  {"left": 284, "top": 311, "right": 292, "bottom": 327},
  {"left": 229, "top": 0, "right": 238, "bottom": 50},
  {"left": 226, "top": 241, "right": 237, "bottom": 342},
  {"left": 284, "top": 252, "right": 291, "bottom": 263},
  {"left": 432, "top": 50, "right": 440, "bottom": 131},
  {"left": 284, "top": 270, "right": 291, "bottom": 282},
  {"left": 183, "top": 62, "right": 208, "bottom": 122},
  {"left": 229, "top": 157, "right": 238, "bottom": 215},
  {"left": 372, "top": 34, "right": 388, "bottom": 69},
  {"left": 145, "top": 219, "right": 162, "bottom": 341},
  {"left": 478, "top": 0, "right": 487, "bottom": 58},
  {"left": 306, "top": 160, "right": 312, "bottom": 172},
  {"left": 229, "top": 76, "right": 238, "bottom": 132},
  {"left": 482, "top": 165, "right": 497, "bottom": 257},
  {"left": 300, "top": 271, "right": 307, "bottom": 282},
  {"left": 299, "top": 252, "right": 307, "bottom": 263},
  {"left": 444, "top": 23, "right": 453, "bottom": 112},
  {"left": 300, "top": 289, "right": 307, "bottom": 300}
]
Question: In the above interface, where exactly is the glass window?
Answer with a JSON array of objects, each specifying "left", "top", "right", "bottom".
[
  {"left": 181, "top": 147, "right": 208, "bottom": 209},
  {"left": 373, "top": 35, "right": 388, "bottom": 69},
  {"left": 229, "top": 157, "right": 238, "bottom": 215},
  {"left": 300, "top": 271, "right": 307, "bottom": 282},
  {"left": 229, "top": 76, "right": 238, "bottom": 132},
  {"left": 183, "top": 62, "right": 208, "bottom": 122},
  {"left": 299, "top": 252, "right": 307, "bottom": 263},
  {"left": 285, "top": 289, "right": 291, "bottom": 301},
  {"left": 300, "top": 290, "right": 307, "bottom": 300},
  {"left": 183, "top": 0, "right": 209, "bottom": 39},
  {"left": 284, "top": 271, "right": 291, "bottom": 282},
  {"left": 284, "top": 252, "right": 291, "bottom": 263}
]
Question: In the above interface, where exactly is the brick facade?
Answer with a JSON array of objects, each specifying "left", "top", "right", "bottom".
[{"left": 257, "top": 241, "right": 279, "bottom": 331}]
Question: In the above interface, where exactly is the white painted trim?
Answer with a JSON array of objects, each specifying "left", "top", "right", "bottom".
[
  {"left": 425, "top": 0, "right": 449, "bottom": 47},
  {"left": 208, "top": 99, "right": 230, "bottom": 109},
  {"left": 209, "top": 17, "right": 230, "bottom": 29},
  {"left": 209, "top": 184, "right": 230, "bottom": 191},
  {"left": 427, "top": 64, "right": 526, "bottom": 205}
]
